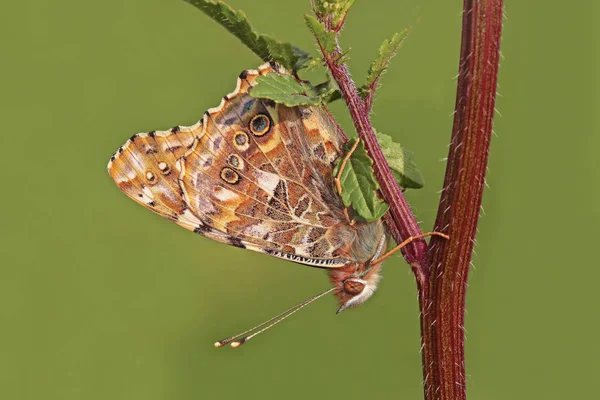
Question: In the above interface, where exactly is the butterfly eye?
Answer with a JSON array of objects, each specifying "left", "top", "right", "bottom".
[
  {"left": 220, "top": 167, "right": 241, "bottom": 184},
  {"left": 249, "top": 114, "right": 271, "bottom": 136},
  {"left": 343, "top": 280, "right": 365, "bottom": 296}
]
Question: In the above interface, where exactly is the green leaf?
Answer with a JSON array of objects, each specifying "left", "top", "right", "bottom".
[
  {"left": 250, "top": 73, "right": 342, "bottom": 106},
  {"left": 305, "top": 14, "right": 337, "bottom": 54},
  {"left": 250, "top": 74, "right": 323, "bottom": 107},
  {"left": 185, "top": 0, "right": 310, "bottom": 70},
  {"left": 376, "top": 132, "right": 424, "bottom": 189},
  {"left": 300, "top": 57, "right": 325, "bottom": 71},
  {"left": 362, "top": 28, "right": 410, "bottom": 96},
  {"left": 333, "top": 139, "right": 389, "bottom": 222},
  {"left": 312, "top": 0, "right": 356, "bottom": 30}
]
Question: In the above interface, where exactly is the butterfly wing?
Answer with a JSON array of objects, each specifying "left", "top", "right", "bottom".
[{"left": 108, "top": 63, "right": 356, "bottom": 268}]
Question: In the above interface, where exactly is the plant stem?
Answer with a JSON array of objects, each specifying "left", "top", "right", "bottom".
[
  {"left": 312, "top": 16, "right": 426, "bottom": 265},
  {"left": 418, "top": 1, "right": 504, "bottom": 399},
  {"left": 311, "top": 1, "right": 502, "bottom": 399}
]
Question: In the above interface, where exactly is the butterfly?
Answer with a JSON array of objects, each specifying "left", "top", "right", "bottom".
[{"left": 107, "top": 62, "right": 438, "bottom": 347}]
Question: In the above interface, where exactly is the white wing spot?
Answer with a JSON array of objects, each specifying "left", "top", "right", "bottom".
[
  {"left": 254, "top": 170, "right": 280, "bottom": 196},
  {"left": 214, "top": 186, "right": 239, "bottom": 202}
]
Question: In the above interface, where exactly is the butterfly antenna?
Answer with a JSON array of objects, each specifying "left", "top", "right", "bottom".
[
  {"left": 214, "top": 287, "right": 336, "bottom": 348},
  {"left": 371, "top": 231, "right": 450, "bottom": 265}
]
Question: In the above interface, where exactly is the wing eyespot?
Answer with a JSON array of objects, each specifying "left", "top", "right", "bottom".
[
  {"left": 249, "top": 114, "right": 271, "bottom": 136},
  {"left": 220, "top": 167, "right": 241, "bottom": 184},
  {"left": 157, "top": 161, "right": 171, "bottom": 175},
  {"left": 233, "top": 131, "right": 250, "bottom": 151},
  {"left": 227, "top": 154, "right": 244, "bottom": 170},
  {"left": 108, "top": 66, "right": 350, "bottom": 268},
  {"left": 145, "top": 171, "right": 157, "bottom": 184}
]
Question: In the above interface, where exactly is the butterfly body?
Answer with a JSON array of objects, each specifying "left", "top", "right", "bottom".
[{"left": 108, "top": 63, "right": 387, "bottom": 313}]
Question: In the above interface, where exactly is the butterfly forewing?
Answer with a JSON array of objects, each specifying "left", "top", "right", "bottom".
[{"left": 108, "top": 63, "right": 354, "bottom": 267}]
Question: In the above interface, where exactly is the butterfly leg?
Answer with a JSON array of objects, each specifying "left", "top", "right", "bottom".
[
  {"left": 335, "top": 139, "right": 361, "bottom": 225},
  {"left": 371, "top": 231, "right": 450, "bottom": 265},
  {"left": 335, "top": 138, "right": 360, "bottom": 196}
]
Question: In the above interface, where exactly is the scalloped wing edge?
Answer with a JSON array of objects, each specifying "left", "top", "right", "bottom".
[{"left": 107, "top": 62, "right": 350, "bottom": 269}]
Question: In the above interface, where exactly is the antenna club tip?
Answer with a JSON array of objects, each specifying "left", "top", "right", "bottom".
[
  {"left": 214, "top": 342, "right": 224, "bottom": 348},
  {"left": 231, "top": 338, "right": 247, "bottom": 348}
]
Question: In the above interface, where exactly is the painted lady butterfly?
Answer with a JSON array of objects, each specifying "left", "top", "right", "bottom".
[{"left": 108, "top": 63, "right": 430, "bottom": 346}]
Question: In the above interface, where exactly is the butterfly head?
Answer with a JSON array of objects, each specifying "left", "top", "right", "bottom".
[
  {"left": 332, "top": 264, "right": 383, "bottom": 314},
  {"left": 329, "top": 227, "right": 388, "bottom": 314}
]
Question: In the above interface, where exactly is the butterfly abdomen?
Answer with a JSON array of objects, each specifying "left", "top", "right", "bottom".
[{"left": 346, "top": 220, "right": 388, "bottom": 264}]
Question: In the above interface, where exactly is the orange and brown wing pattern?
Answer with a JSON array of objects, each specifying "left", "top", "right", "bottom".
[{"left": 108, "top": 63, "right": 355, "bottom": 268}]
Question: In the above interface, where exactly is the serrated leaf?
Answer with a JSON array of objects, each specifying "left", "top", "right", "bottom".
[
  {"left": 250, "top": 74, "right": 323, "bottom": 107},
  {"left": 362, "top": 29, "right": 410, "bottom": 96},
  {"left": 333, "top": 139, "right": 389, "bottom": 222},
  {"left": 305, "top": 14, "right": 337, "bottom": 54},
  {"left": 313, "top": 0, "right": 355, "bottom": 30},
  {"left": 376, "top": 132, "right": 424, "bottom": 189},
  {"left": 300, "top": 57, "right": 325, "bottom": 71},
  {"left": 250, "top": 74, "right": 341, "bottom": 106},
  {"left": 185, "top": 0, "right": 310, "bottom": 71}
]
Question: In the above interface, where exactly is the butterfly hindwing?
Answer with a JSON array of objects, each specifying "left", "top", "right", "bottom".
[{"left": 108, "top": 63, "right": 355, "bottom": 268}]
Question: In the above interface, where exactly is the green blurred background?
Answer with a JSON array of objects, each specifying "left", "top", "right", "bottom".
[{"left": 1, "top": 1, "right": 598, "bottom": 399}]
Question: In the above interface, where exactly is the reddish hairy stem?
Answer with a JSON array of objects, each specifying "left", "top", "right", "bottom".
[
  {"left": 333, "top": 63, "right": 426, "bottom": 264},
  {"left": 312, "top": 1, "right": 502, "bottom": 398},
  {"left": 314, "top": 29, "right": 426, "bottom": 264},
  {"left": 419, "top": 1, "right": 503, "bottom": 399}
]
